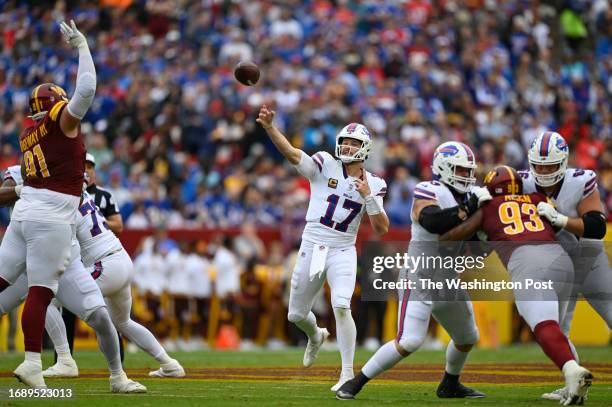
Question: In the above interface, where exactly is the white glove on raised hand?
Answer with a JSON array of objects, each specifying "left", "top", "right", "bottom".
[
  {"left": 60, "top": 20, "right": 87, "bottom": 50},
  {"left": 537, "top": 202, "right": 568, "bottom": 228},
  {"left": 471, "top": 186, "right": 493, "bottom": 208}
]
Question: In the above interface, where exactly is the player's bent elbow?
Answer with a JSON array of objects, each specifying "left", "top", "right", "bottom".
[
  {"left": 286, "top": 150, "right": 302, "bottom": 165},
  {"left": 287, "top": 156, "right": 301, "bottom": 166}
]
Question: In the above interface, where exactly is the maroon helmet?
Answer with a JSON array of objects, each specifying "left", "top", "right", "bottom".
[
  {"left": 29, "top": 83, "right": 68, "bottom": 121},
  {"left": 483, "top": 165, "right": 522, "bottom": 196}
]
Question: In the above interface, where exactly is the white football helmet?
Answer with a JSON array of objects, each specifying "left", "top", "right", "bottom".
[
  {"left": 528, "top": 131, "right": 568, "bottom": 187},
  {"left": 335, "top": 123, "right": 372, "bottom": 163},
  {"left": 431, "top": 141, "right": 477, "bottom": 194}
]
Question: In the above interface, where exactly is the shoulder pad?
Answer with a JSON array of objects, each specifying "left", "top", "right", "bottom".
[
  {"left": 414, "top": 181, "right": 442, "bottom": 200},
  {"left": 49, "top": 101, "right": 68, "bottom": 122}
]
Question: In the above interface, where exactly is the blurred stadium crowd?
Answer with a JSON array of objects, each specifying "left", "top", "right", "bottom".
[{"left": 0, "top": 0, "right": 610, "bottom": 230}]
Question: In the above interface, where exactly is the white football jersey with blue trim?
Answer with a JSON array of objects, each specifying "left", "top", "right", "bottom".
[
  {"left": 519, "top": 168, "right": 598, "bottom": 218},
  {"left": 3, "top": 165, "right": 23, "bottom": 217},
  {"left": 295, "top": 151, "right": 387, "bottom": 247},
  {"left": 77, "top": 191, "right": 122, "bottom": 267},
  {"left": 410, "top": 181, "right": 462, "bottom": 241},
  {"left": 3, "top": 165, "right": 23, "bottom": 186}
]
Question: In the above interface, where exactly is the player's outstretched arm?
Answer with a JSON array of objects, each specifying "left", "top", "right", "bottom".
[
  {"left": 439, "top": 209, "right": 483, "bottom": 241},
  {"left": 256, "top": 105, "right": 302, "bottom": 165},
  {"left": 59, "top": 20, "right": 96, "bottom": 138}
]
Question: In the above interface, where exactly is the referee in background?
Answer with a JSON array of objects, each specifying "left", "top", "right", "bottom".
[
  {"left": 85, "top": 153, "right": 123, "bottom": 233},
  {"left": 61, "top": 153, "right": 125, "bottom": 360}
]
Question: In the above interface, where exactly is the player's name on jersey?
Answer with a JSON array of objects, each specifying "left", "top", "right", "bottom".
[
  {"left": 20, "top": 122, "right": 48, "bottom": 152},
  {"left": 503, "top": 194, "right": 533, "bottom": 203},
  {"left": 372, "top": 278, "right": 554, "bottom": 292}
]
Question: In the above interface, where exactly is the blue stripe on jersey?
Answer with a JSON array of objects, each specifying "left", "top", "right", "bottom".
[
  {"left": 312, "top": 154, "right": 323, "bottom": 171},
  {"left": 583, "top": 181, "right": 597, "bottom": 196},
  {"left": 414, "top": 187, "right": 436, "bottom": 199}
]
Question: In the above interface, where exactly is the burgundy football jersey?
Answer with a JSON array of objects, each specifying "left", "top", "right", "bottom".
[
  {"left": 19, "top": 101, "right": 85, "bottom": 196},
  {"left": 481, "top": 193, "right": 557, "bottom": 264}
]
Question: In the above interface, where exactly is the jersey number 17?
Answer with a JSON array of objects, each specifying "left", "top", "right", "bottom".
[{"left": 320, "top": 194, "right": 363, "bottom": 232}]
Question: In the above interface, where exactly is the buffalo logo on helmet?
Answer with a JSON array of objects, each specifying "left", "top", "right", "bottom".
[
  {"left": 345, "top": 123, "right": 358, "bottom": 134},
  {"left": 484, "top": 166, "right": 522, "bottom": 196},
  {"left": 344, "top": 123, "right": 371, "bottom": 139},
  {"left": 555, "top": 137, "right": 568, "bottom": 152},
  {"left": 435, "top": 144, "right": 459, "bottom": 158}
]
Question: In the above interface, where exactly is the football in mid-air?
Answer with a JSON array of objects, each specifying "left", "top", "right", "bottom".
[{"left": 234, "top": 61, "right": 260, "bottom": 86}]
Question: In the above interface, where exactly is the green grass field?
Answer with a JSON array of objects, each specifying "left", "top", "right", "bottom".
[{"left": 0, "top": 346, "right": 611, "bottom": 406}]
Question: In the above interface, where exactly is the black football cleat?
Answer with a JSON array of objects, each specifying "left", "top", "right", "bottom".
[
  {"left": 436, "top": 380, "right": 486, "bottom": 398},
  {"left": 335, "top": 373, "right": 368, "bottom": 400}
]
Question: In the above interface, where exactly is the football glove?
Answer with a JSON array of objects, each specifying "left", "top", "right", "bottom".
[
  {"left": 60, "top": 20, "right": 87, "bottom": 50},
  {"left": 537, "top": 202, "right": 568, "bottom": 228},
  {"left": 462, "top": 186, "right": 492, "bottom": 215}
]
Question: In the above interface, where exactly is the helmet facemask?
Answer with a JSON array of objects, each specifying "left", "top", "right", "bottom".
[
  {"left": 444, "top": 163, "right": 476, "bottom": 194},
  {"left": 335, "top": 137, "right": 370, "bottom": 163},
  {"left": 529, "top": 161, "right": 566, "bottom": 187}
]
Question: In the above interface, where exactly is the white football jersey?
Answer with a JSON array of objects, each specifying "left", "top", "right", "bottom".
[
  {"left": 3, "top": 165, "right": 23, "bottom": 217},
  {"left": 6, "top": 165, "right": 80, "bottom": 225},
  {"left": 295, "top": 151, "right": 387, "bottom": 247},
  {"left": 519, "top": 168, "right": 600, "bottom": 245},
  {"left": 3, "top": 165, "right": 23, "bottom": 186},
  {"left": 410, "top": 180, "right": 464, "bottom": 241},
  {"left": 519, "top": 168, "right": 598, "bottom": 218},
  {"left": 77, "top": 191, "right": 123, "bottom": 267}
]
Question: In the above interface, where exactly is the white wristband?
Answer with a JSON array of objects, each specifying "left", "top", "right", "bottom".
[
  {"left": 14, "top": 185, "right": 22, "bottom": 197},
  {"left": 365, "top": 195, "right": 382, "bottom": 215}
]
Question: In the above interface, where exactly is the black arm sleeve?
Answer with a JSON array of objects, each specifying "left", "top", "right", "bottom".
[
  {"left": 418, "top": 205, "right": 465, "bottom": 235},
  {"left": 582, "top": 211, "right": 607, "bottom": 239}
]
